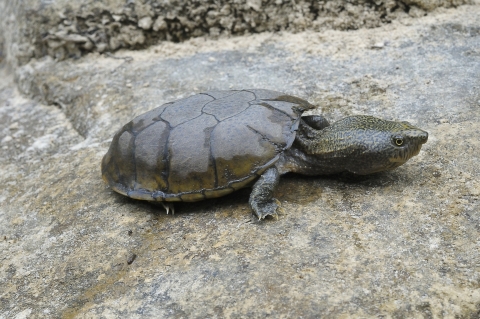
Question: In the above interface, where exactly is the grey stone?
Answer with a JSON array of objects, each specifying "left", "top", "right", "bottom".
[
  {"left": 0, "top": 0, "right": 475, "bottom": 67},
  {"left": 1, "top": 4, "right": 480, "bottom": 319},
  {"left": 152, "top": 16, "right": 168, "bottom": 32},
  {"left": 138, "top": 16, "right": 154, "bottom": 30}
]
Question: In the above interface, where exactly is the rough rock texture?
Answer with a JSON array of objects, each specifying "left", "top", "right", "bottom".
[
  {"left": 0, "top": 0, "right": 475, "bottom": 67},
  {"left": 1, "top": 4, "right": 480, "bottom": 319}
]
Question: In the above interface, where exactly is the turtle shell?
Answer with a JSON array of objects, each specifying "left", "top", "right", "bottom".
[{"left": 101, "top": 89, "right": 315, "bottom": 202}]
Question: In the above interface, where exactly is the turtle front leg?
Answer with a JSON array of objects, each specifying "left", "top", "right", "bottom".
[{"left": 249, "top": 167, "right": 281, "bottom": 220}]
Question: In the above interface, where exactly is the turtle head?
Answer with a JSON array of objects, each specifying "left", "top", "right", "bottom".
[{"left": 315, "top": 115, "right": 428, "bottom": 174}]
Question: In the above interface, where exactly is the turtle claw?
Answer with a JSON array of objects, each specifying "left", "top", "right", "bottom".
[
  {"left": 252, "top": 198, "right": 281, "bottom": 220},
  {"left": 160, "top": 202, "right": 175, "bottom": 215},
  {"left": 248, "top": 167, "right": 282, "bottom": 221}
]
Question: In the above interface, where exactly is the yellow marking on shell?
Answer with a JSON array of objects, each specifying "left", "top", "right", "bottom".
[
  {"left": 180, "top": 193, "right": 206, "bottom": 202},
  {"left": 102, "top": 174, "right": 109, "bottom": 184},
  {"left": 204, "top": 187, "right": 235, "bottom": 199},
  {"left": 215, "top": 156, "right": 259, "bottom": 187},
  {"left": 160, "top": 196, "right": 182, "bottom": 202},
  {"left": 229, "top": 174, "right": 258, "bottom": 191},
  {"left": 168, "top": 168, "right": 217, "bottom": 194},
  {"left": 254, "top": 155, "right": 280, "bottom": 176},
  {"left": 110, "top": 185, "right": 128, "bottom": 196},
  {"left": 128, "top": 191, "right": 154, "bottom": 201}
]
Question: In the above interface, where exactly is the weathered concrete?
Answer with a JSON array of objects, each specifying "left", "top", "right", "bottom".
[
  {"left": 1, "top": 4, "right": 480, "bottom": 318},
  {"left": 0, "top": 0, "right": 474, "bottom": 68}
]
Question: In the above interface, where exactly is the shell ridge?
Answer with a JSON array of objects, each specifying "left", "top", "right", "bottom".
[
  {"left": 132, "top": 119, "right": 159, "bottom": 137},
  {"left": 211, "top": 103, "right": 256, "bottom": 123},
  {"left": 161, "top": 98, "right": 212, "bottom": 128},
  {"left": 153, "top": 103, "right": 171, "bottom": 123},
  {"left": 172, "top": 112, "right": 205, "bottom": 128},
  {"left": 201, "top": 93, "right": 256, "bottom": 122},
  {"left": 113, "top": 159, "right": 123, "bottom": 192},
  {"left": 246, "top": 124, "right": 284, "bottom": 151},
  {"left": 286, "top": 118, "right": 301, "bottom": 150},
  {"left": 253, "top": 154, "right": 281, "bottom": 176},
  {"left": 156, "top": 117, "right": 172, "bottom": 192},
  {"left": 157, "top": 95, "right": 214, "bottom": 127},
  {"left": 244, "top": 89, "right": 280, "bottom": 101},
  {"left": 262, "top": 96, "right": 315, "bottom": 114},
  {"left": 200, "top": 91, "right": 239, "bottom": 100},
  {"left": 226, "top": 174, "right": 259, "bottom": 190},
  {"left": 124, "top": 127, "right": 139, "bottom": 192},
  {"left": 200, "top": 96, "right": 223, "bottom": 122},
  {"left": 142, "top": 101, "right": 175, "bottom": 129},
  {"left": 209, "top": 122, "right": 220, "bottom": 189},
  {"left": 243, "top": 89, "right": 259, "bottom": 100},
  {"left": 256, "top": 101, "right": 295, "bottom": 119}
]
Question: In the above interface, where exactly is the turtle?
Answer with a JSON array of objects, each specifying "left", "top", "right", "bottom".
[{"left": 101, "top": 89, "right": 428, "bottom": 219}]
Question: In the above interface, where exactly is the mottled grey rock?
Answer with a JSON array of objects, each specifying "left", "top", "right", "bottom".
[
  {"left": 1, "top": 4, "right": 480, "bottom": 319},
  {"left": 0, "top": 0, "right": 476, "bottom": 68}
]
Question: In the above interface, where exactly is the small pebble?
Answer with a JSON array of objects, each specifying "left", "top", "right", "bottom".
[
  {"left": 9, "top": 122, "right": 19, "bottom": 130},
  {"left": 138, "top": 16, "right": 153, "bottom": 30},
  {"left": 127, "top": 253, "right": 137, "bottom": 265}
]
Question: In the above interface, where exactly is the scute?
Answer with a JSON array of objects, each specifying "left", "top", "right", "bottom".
[
  {"left": 259, "top": 100, "right": 299, "bottom": 118},
  {"left": 203, "top": 90, "right": 255, "bottom": 120},
  {"left": 167, "top": 114, "right": 218, "bottom": 193},
  {"left": 244, "top": 89, "right": 283, "bottom": 100},
  {"left": 160, "top": 94, "right": 213, "bottom": 127},
  {"left": 130, "top": 103, "right": 171, "bottom": 134},
  {"left": 211, "top": 103, "right": 292, "bottom": 187},
  {"left": 134, "top": 121, "right": 169, "bottom": 192},
  {"left": 202, "top": 90, "right": 240, "bottom": 99},
  {"left": 101, "top": 128, "right": 136, "bottom": 193},
  {"left": 212, "top": 120, "right": 277, "bottom": 187},
  {"left": 102, "top": 89, "right": 315, "bottom": 201}
]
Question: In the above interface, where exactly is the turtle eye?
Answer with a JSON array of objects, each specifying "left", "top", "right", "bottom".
[{"left": 393, "top": 136, "right": 404, "bottom": 146}]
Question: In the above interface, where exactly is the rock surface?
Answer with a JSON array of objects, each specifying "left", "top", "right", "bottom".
[
  {"left": 0, "top": 0, "right": 475, "bottom": 67},
  {"left": 1, "top": 3, "right": 480, "bottom": 318}
]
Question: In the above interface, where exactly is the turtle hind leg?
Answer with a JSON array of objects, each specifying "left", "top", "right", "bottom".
[
  {"left": 249, "top": 167, "right": 282, "bottom": 220},
  {"left": 160, "top": 202, "right": 175, "bottom": 215}
]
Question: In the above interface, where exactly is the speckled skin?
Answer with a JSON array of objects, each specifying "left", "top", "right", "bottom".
[
  {"left": 102, "top": 89, "right": 428, "bottom": 219},
  {"left": 279, "top": 115, "right": 429, "bottom": 176}
]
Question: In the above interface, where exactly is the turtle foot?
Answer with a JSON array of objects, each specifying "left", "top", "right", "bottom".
[
  {"left": 160, "top": 202, "right": 175, "bottom": 215},
  {"left": 252, "top": 198, "right": 281, "bottom": 220},
  {"left": 248, "top": 167, "right": 281, "bottom": 221}
]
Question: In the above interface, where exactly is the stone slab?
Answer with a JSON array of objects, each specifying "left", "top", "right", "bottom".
[
  {"left": 0, "top": 0, "right": 475, "bottom": 67},
  {"left": 1, "top": 5, "right": 480, "bottom": 318}
]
